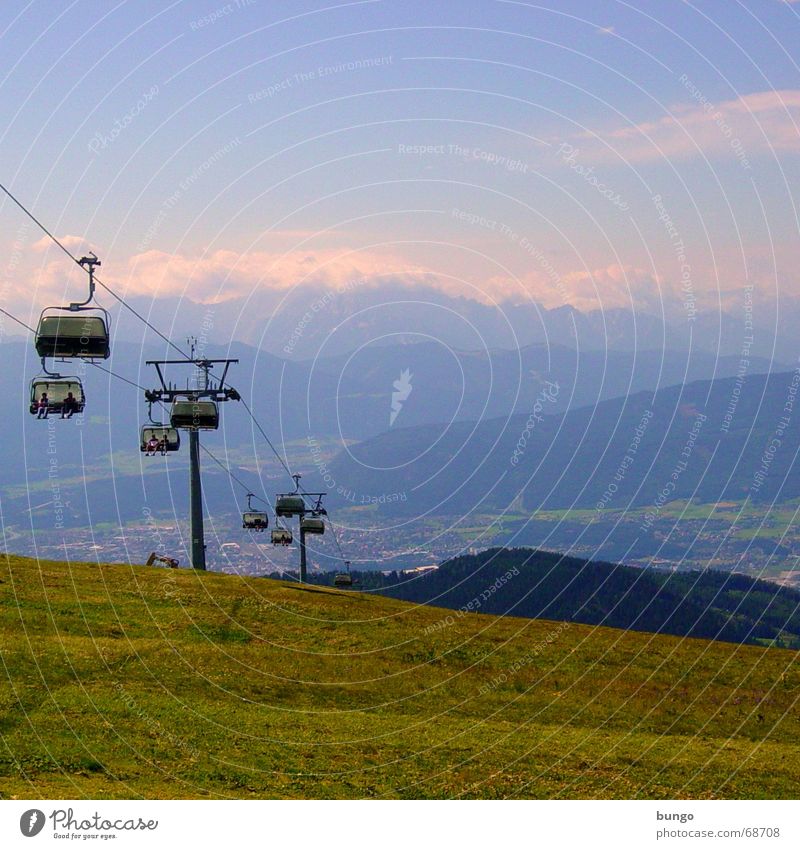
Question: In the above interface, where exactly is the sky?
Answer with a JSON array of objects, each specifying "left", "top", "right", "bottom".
[{"left": 1, "top": 0, "right": 799, "bottom": 333}]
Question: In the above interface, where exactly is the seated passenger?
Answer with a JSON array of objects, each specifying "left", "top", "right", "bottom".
[
  {"left": 37, "top": 392, "right": 49, "bottom": 419},
  {"left": 61, "top": 392, "right": 78, "bottom": 419}
]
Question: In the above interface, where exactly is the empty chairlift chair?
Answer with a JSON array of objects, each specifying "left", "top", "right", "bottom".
[
  {"left": 140, "top": 425, "right": 180, "bottom": 454},
  {"left": 29, "top": 377, "right": 85, "bottom": 417},
  {"left": 35, "top": 309, "right": 111, "bottom": 360},
  {"left": 275, "top": 494, "right": 305, "bottom": 517},
  {"left": 300, "top": 515, "right": 325, "bottom": 535},
  {"left": 170, "top": 399, "right": 219, "bottom": 430}
]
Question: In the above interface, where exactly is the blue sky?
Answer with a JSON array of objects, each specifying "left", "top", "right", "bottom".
[{"left": 1, "top": 0, "right": 799, "bottom": 324}]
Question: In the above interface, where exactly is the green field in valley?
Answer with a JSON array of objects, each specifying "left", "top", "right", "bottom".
[{"left": 0, "top": 554, "right": 798, "bottom": 799}]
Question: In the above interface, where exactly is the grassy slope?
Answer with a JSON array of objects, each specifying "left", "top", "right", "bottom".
[{"left": 0, "top": 554, "right": 798, "bottom": 800}]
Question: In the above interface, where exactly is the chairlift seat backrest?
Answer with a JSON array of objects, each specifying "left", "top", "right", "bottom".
[
  {"left": 170, "top": 399, "right": 219, "bottom": 430},
  {"left": 275, "top": 494, "right": 305, "bottom": 517},
  {"left": 300, "top": 516, "right": 325, "bottom": 534},
  {"left": 35, "top": 313, "right": 110, "bottom": 359}
]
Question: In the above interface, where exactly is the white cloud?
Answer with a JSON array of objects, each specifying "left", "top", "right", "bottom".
[
  {"left": 119, "top": 247, "right": 431, "bottom": 302},
  {"left": 576, "top": 89, "right": 800, "bottom": 164}
]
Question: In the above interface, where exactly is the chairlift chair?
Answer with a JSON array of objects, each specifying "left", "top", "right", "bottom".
[
  {"left": 300, "top": 515, "right": 325, "bottom": 535},
  {"left": 243, "top": 512, "right": 269, "bottom": 531},
  {"left": 242, "top": 494, "right": 268, "bottom": 531},
  {"left": 140, "top": 425, "right": 180, "bottom": 453},
  {"left": 34, "top": 255, "right": 110, "bottom": 360},
  {"left": 35, "top": 309, "right": 111, "bottom": 360},
  {"left": 170, "top": 398, "right": 219, "bottom": 430},
  {"left": 271, "top": 527, "right": 293, "bottom": 545},
  {"left": 275, "top": 494, "right": 305, "bottom": 517},
  {"left": 334, "top": 560, "right": 353, "bottom": 588},
  {"left": 29, "top": 376, "right": 85, "bottom": 417}
]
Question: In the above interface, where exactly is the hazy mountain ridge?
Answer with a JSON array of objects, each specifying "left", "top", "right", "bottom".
[
  {"left": 370, "top": 547, "right": 800, "bottom": 648},
  {"left": 324, "top": 370, "right": 800, "bottom": 516}
]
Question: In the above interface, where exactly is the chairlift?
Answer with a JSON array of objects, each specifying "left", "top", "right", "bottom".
[
  {"left": 29, "top": 375, "right": 85, "bottom": 418},
  {"left": 140, "top": 425, "right": 180, "bottom": 454},
  {"left": 300, "top": 515, "right": 325, "bottom": 535},
  {"left": 334, "top": 560, "right": 354, "bottom": 588},
  {"left": 271, "top": 527, "right": 293, "bottom": 545},
  {"left": 242, "top": 493, "right": 269, "bottom": 531},
  {"left": 275, "top": 494, "right": 305, "bottom": 517},
  {"left": 35, "top": 310, "right": 111, "bottom": 359},
  {"left": 34, "top": 255, "right": 110, "bottom": 360},
  {"left": 170, "top": 398, "right": 219, "bottom": 430}
]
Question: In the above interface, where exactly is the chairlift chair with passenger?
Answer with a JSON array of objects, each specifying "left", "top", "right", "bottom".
[
  {"left": 271, "top": 527, "right": 293, "bottom": 545},
  {"left": 140, "top": 425, "right": 180, "bottom": 453},
  {"left": 29, "top": 375, "right": 85, "bottom": 417},
  {"left": 242, "top": 493, "right": 269, "bottom": 531}
]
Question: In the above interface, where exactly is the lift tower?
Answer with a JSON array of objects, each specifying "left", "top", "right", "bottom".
[
  {"left": 144, "top": 350, "right": 239, "bottom": 570},
  {"left": 274, "top": 474, "right": 326, "bottom": 582}
]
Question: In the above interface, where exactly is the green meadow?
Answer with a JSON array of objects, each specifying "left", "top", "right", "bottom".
[{"left": 0, "top": 554, "right": 798, "bottom": 799}]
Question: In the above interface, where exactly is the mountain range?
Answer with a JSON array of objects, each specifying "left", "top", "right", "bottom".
[{"left": 368, "top": 547, "right": 800, "bottom": 648}]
